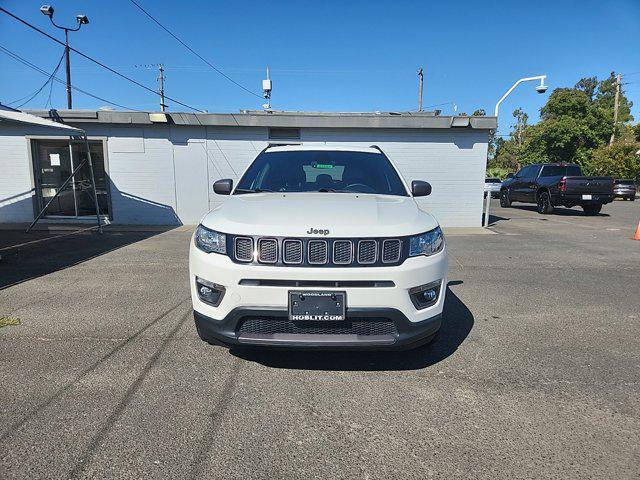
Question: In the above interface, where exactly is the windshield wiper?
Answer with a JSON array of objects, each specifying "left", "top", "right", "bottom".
[
  {"left": 235, "top": 188, "right": 273, "bottom": 194},
  {"left": 317, "top": 188, "right": 352, "bottom": 193}
]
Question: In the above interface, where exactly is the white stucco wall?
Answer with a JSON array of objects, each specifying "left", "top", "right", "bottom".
[{"left": 0, "top": 123, "right": 488, "bottom": 227}]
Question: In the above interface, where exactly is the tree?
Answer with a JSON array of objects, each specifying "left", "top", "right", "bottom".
[
  {"left": 574, "top": 77, "right": 598, "bottom": 101},
  {"left": 588, "top": 143, "right": 640, "bottom": 178}
]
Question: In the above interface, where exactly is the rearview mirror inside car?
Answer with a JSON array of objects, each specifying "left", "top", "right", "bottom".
[
  {"left": 411, "top": 180, "right": 432, "bottom": 197},
  {"left": 213, "top": 178, "right": 233, "bottom": 195}
]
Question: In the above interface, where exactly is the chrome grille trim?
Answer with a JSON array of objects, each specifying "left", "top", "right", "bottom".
[
  {"left": 257, "top": 238, "right": 278, "bottom": 263},
  {"left": 234, "top": 236, "right": 253, "bottom": 262},
  {"left": 283, "top": 239, "right": 303, "bottom": 264},
  {"left": 308, "top": 240, "right": 328, "bottom": 265},
  {"left": 332, "top": 240, "right": 353, "bottom": 264},
  {"left": 357, "top": 240, "right": 377, "bottom": 264},
  {"left": 382, "top": 239, "right": 401, "bottom": 263}
]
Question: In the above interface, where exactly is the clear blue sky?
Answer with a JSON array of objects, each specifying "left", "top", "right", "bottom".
[{"left": 1, "top": 0, "right": 639, "bottom": 134}]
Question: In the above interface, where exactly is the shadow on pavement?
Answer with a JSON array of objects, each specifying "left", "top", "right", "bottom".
[
  {"left": 510, "top": 205, "right": 610, "bottom": 217},
  {"left": 231, "top": 282, "right": 473, "bottom": 371},
  {"left": 0, "top": 227, "right": 174, "bottom": 290}
]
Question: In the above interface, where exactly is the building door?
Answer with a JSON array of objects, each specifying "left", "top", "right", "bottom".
[{"left": 32, "top": 139, "right": 110, "bottom": 218}]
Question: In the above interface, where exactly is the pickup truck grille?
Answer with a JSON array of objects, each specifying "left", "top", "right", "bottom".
[{"left": 230, "top": 235, "right": 407, "bottom": 267}]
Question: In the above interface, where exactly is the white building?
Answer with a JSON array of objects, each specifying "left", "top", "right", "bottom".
[{"left": 0, "top": 109, "right": 496, "bottom": 227}]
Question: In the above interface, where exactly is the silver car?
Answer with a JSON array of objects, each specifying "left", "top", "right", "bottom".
[{"left": 613, "top": 179, "right": 636, "bottom": 201}]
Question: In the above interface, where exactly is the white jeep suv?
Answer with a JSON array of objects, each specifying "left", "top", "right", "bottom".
[{"left": 189, "top": 145, "right": 448, "bottom": 350}]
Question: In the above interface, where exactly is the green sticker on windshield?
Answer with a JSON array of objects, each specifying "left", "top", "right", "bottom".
[{"left": 312, "top": 163, "right": 334, "bottom": 169}]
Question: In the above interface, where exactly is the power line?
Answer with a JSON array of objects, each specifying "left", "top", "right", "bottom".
[
  {"left": 0, "top": 45, "right": 140, "bottom": 111},
  {"left": 128, "top": 0, "right": 262, "bottom": 99},
  {"left": 15, "top": 50, "right": 65, "bottom": 108},
  {"left": 0, "top": 6, "right": 204, "bottom": 112}
]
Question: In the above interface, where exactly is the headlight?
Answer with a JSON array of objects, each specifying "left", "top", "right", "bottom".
[
  {"left": 194, "top": 224, "right": 226, "bottom": 254},
  {"left": 409, "top": 226, "right": 444, "bottom": 257}
]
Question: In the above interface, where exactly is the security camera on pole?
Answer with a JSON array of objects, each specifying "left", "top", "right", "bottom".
[
  {"left": 40, "top": 4, "right": 89, "bottom": 109},
  {"left": 484, "top": 75, "right": 549, "bottom": 227}
]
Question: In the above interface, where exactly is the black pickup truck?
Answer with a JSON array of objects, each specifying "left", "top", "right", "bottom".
[{"left": 500, "top": 163, "right": 614, "bottom": 215}]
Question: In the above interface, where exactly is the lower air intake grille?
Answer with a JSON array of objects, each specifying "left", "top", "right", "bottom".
[{"left": 238, "top": 317, "right": 397, "bottom": 336}]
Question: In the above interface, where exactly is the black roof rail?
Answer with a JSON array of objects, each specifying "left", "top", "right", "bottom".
[{"left": 369, "top": 144, "right": 384, "bottom": 153}]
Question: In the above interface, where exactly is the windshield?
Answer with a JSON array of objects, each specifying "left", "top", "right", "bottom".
[{"left": 234, "top": 150, "right": 409, "bottom": 196}]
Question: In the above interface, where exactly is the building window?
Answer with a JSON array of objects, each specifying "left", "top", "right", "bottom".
[
  {"left": 268, "top": 127, "right": 300, "bottom": 140},
  {"left": 31, "top": 139, "right": 110, "bottom": 218}
]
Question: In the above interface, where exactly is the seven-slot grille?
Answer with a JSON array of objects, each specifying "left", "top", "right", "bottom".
[{"left": 231, "top": 237, "right": 405, "bottom": 266}]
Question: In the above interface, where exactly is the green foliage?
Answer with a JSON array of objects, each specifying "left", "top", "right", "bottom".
[
  {"left": 489, "top": 72, "right": 638, "bottom": 178},
  {"left": 588, "top": 143, "right": 640, "bottom": 178},
  {"left": 486, "top": 167, "right": 510, "bottom": 179}
]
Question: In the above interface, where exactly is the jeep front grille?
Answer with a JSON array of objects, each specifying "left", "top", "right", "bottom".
[
  {"left": 257, "top": 238, "right": 278, "bottom": 263},
  {"left": 382, "top": 239, "right": 401, "bottom": 263},
  {"left": 357, "top": 240, "right": 377, "bottom": 264},
  {"left": 238, "top": 317, "right": 397, "bottom": 336},
  {"left": 283, "top": 239, "right": 303, "bottom": 264},
  {"left": 234, "top": 237, "right": 253, "bottom": 262},
  {"left": 333, "top": 240, "right": 353, "bottom": 264},
  {"left": 308, "top": 240, "right": 328, "bottom": 265},
  {"left": 230, "top": 236, "right": 405, "bottom": 267}
]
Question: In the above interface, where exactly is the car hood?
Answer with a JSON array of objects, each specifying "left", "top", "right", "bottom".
[{"left": 200, "top": 193, "right": 439, "bottom": 237}]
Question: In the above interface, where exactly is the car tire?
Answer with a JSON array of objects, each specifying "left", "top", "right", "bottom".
[
  {"left": 582, "top": 204, "right": 602, "bottom": 216},
  {"left": 536, "top": 191, "right": 553, "bottom": 214},
  {"left": 500, "top": 189, "right": 511, "bottom": 208},
  {"left": 630, "top": 197, "right": 635, "bottom": 202}
]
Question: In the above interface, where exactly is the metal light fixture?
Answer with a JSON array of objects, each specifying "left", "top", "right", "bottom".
[
  {"left": 76, "top": 14, "right": 89, "bottom": 25},
  {"left": 40, "top": 5, "right": 54, "bottom": 16}
]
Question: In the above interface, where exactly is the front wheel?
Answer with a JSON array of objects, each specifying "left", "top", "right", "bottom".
[
  {"left": 500, "top": 189, "right": 512, "bottom": 208},
  {"left": 629, "top": 196, "right": 636, "bottom": 202},
  {"left": 582, "top": 204, "right": 603, "bottom": 216},
  {"left": 536, "top": 191, "right": 553, "bottom": 214}
]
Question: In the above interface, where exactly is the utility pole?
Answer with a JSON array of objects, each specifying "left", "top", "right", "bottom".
[
  {"left": 40, "top": 5, "right": 89, "bottom": 109},
  {"left": 417, "top": 67, "right": 424, "bottom": 111},
  {"left": 158, "top": 64, "right": 167, "bottom": 112},
  {"left": 609, "top": 73, "right": 622, "bottom": 146}
]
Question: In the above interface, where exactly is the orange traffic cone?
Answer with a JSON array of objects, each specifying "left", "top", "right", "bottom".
[{"left": 633, "top": 220, "right": 640, "bottom": 241}]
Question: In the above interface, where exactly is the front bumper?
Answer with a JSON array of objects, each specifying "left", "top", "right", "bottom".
[
  {"left": 194, "top": 308, "right": 442, "bottom": 350},
  {"left": 189, "top": 238, "right": 448, "bottom": 349}
]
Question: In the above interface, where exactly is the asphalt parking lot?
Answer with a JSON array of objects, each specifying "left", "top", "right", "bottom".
[{"left": 1, "top": 200, "right": 639, "bottom": 479}]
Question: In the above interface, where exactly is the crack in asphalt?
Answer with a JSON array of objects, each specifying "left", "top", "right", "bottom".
[
  {"left": 0, "top": 297, "right": 190, "bottom": 443},
  {"left": 188, "top": 357, "right": 243, "bottom": 480},
  {"left": 67, "top": 306, "right": 194, "bottom": 479}
]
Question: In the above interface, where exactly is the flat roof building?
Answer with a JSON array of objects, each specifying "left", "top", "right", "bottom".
[{"left": 0, "top": 109, "right": 496, "bottom": 227}]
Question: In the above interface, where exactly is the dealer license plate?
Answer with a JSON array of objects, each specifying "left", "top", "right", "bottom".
[
  {"left": 288, "top": 291, "right": 346, "bottom": 321},
  {"left": 582, "top": 194, "right": 592, "bottom": 200}
]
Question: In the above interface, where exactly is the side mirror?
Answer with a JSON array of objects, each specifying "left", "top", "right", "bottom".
[
  {"left": 213, "top": 178, "right": 233, "bottom": 195},
  {"left": 506, "top": 173, "right": 515, "bottom": 179},
  {"left": 411, "top": 180, "right": 432, "bottom": 197}
]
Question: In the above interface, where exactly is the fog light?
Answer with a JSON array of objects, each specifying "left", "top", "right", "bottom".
[
  {"left": 409, "top": 280, "right": 441, "bottom": 310},
  {"left": 196, "top": 277, "right": 225, "bottom": 307}
]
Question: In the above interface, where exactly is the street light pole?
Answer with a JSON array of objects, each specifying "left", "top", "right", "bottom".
[
  {"left": 40, "top": 5, "right": 89, "bottom": 109},
  {"left": 64, "top": 28, "right": 72, "bottom": 108},
  {"left": 485, "top": 74, "right": 549, "bottom": 227}
]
